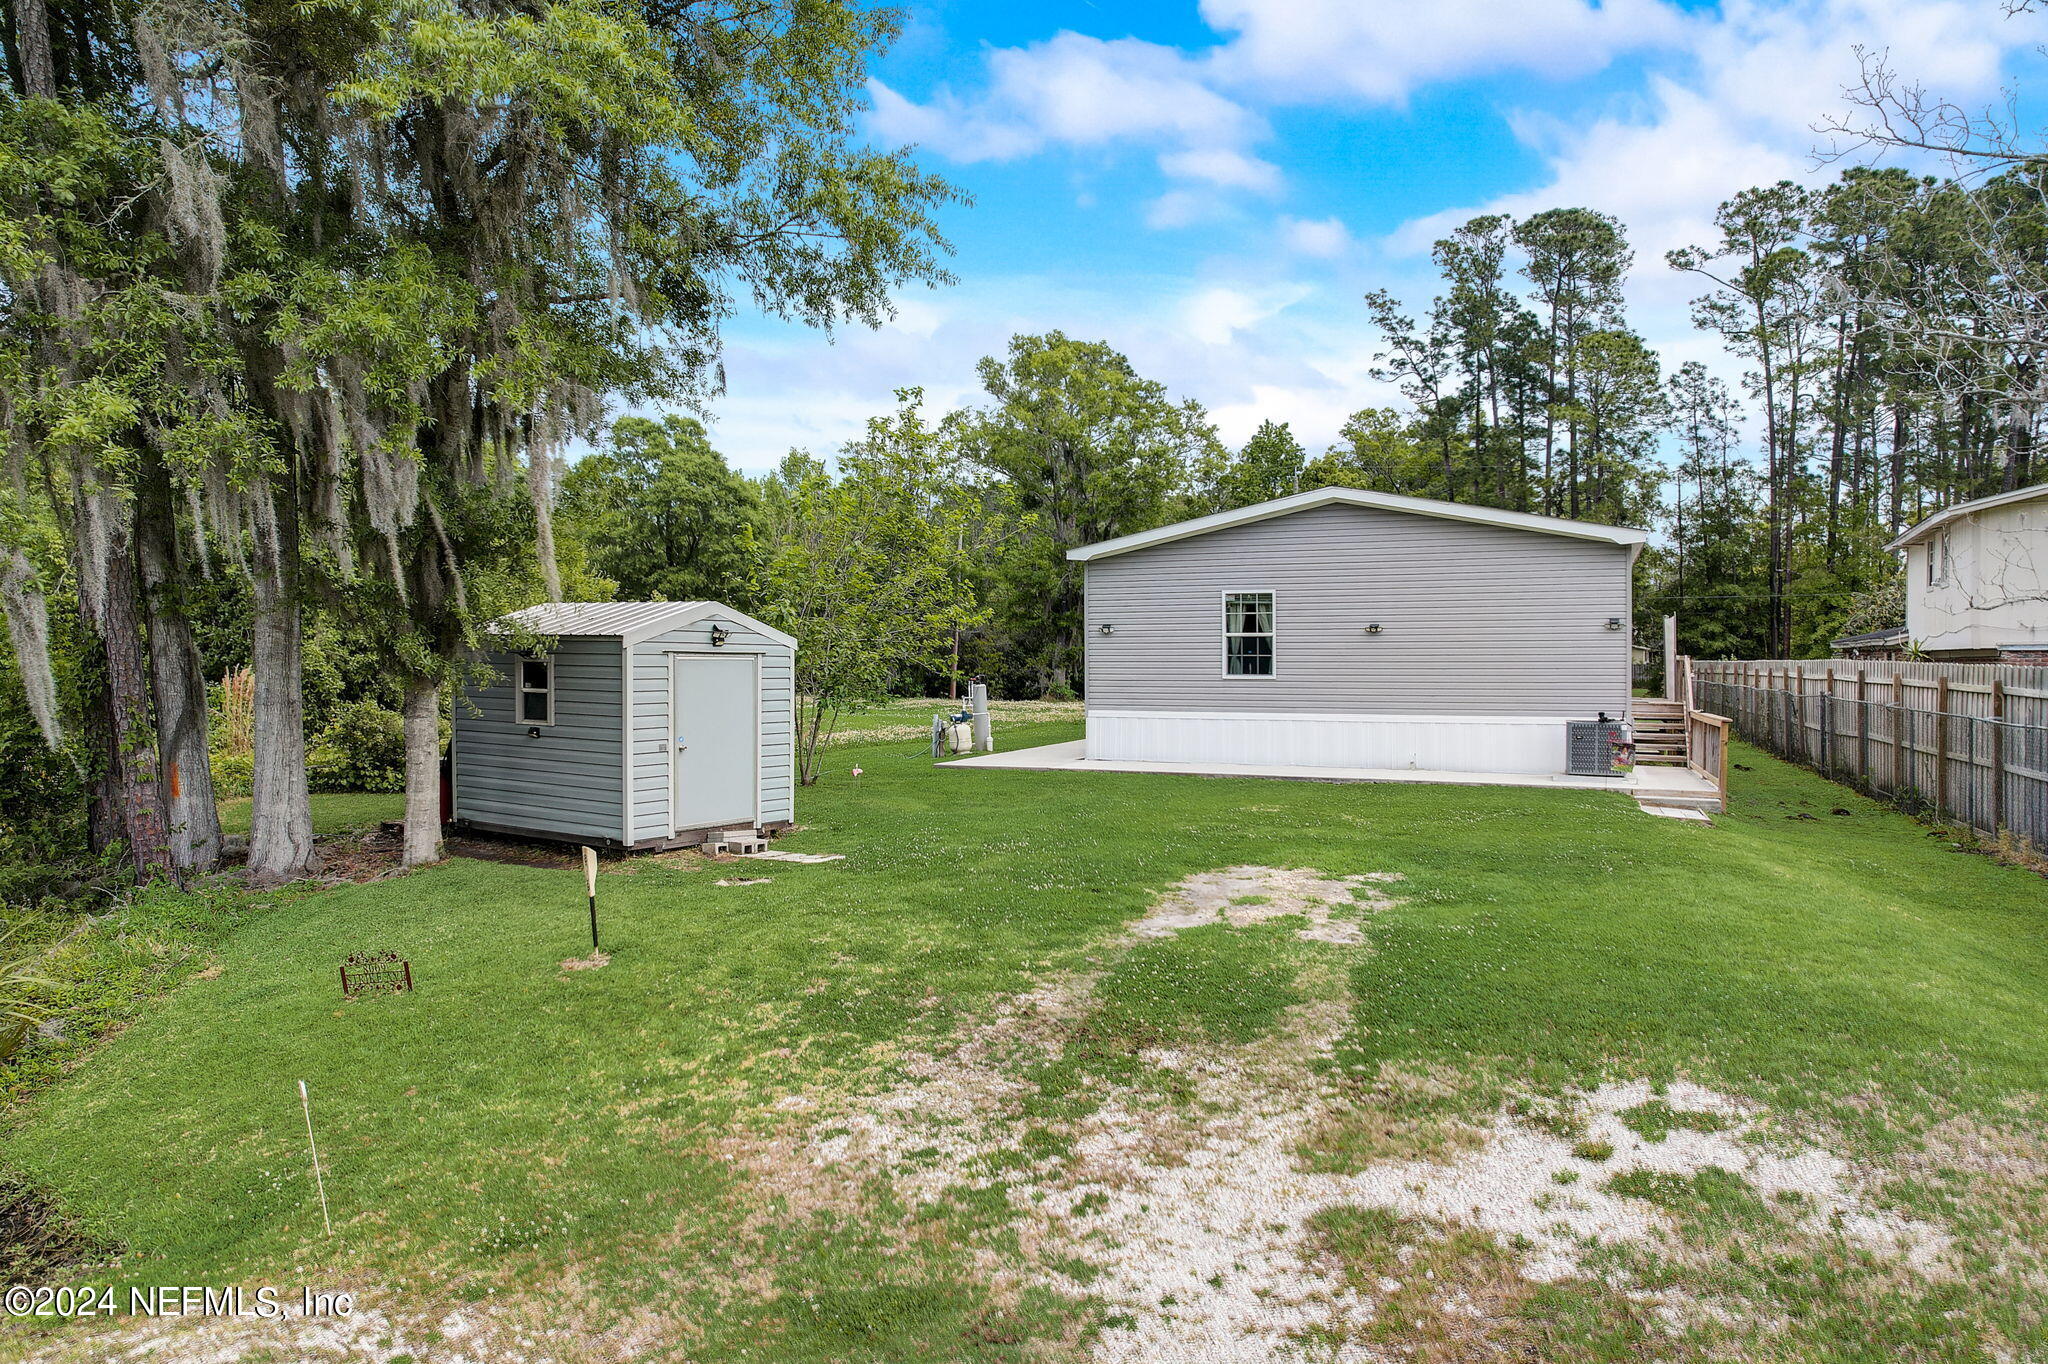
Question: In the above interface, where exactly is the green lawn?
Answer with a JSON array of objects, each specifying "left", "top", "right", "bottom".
[
  {"left": 4, "top": 721, "right": 2046, "bottom": 1361},
  {"left": 216, "top": 790, "right": 403, "bottom": 837}
]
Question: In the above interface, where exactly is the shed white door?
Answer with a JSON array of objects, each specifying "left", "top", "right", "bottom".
[{"left": 672, "top": 654, "right": 759, "bottom": 831}]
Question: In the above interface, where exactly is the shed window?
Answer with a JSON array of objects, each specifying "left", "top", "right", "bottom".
[
  {"left": 517, "top": 656, "right": 553, "bottom": 724},
  {"left": 1223, "top": 592, "right": 1275, "bottom": 676}
]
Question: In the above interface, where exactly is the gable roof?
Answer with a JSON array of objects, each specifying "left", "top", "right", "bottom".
[
  {"left": 1065, "top": 487, "right": 1647, "bottom": 563},
  {"left": 1886, "top": 482, "right": 2048, "bottom": 552},
  {"left": 494, "top": 600, "right": 796, "bottom": 650}
]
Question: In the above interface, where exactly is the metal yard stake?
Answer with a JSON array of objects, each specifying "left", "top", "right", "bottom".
[
  {"left": 298, "top": 1080, "right": 332, "bottom": 1237},
  {"left": 582, "top": 845, "right": 600, "bottom": 952}
]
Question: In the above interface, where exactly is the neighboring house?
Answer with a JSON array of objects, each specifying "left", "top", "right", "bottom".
[
  {"left": 452, "top": 600, "right": 795, "bottom": 848},
  {"left": 1887, "top": 483, "right": 2048, "bottom": 663},
  {"left": 1070, "top": 488, "right": 1645, "bottom": 776}
]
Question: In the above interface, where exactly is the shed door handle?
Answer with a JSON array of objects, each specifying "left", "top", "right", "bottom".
[{"left": 674, "top": 737, "right": 688, "bottom": 749}]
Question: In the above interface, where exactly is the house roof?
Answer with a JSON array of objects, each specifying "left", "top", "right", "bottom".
[
  {"left": 1886, "top": 483, "right": 2048, "bottom": 552},
  {"left": 494, "top": 600, "right": 797, "bottom": 650},
  {"left": 1830, "top": 626, "right": 1908, "bottom": 650},
  {"left": 1065, "top": 487, "right": 1648, "bottom": 564}
]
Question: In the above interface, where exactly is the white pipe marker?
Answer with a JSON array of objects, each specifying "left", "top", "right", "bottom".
[{"left": 299, "top": 1079, "right": 332, "bottom": 1236}]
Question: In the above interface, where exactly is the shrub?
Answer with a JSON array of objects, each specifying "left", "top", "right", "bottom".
[
  {"left": 306, "top": 701, "right": 407, "bottom": 793},
  {"left": 208, "top": 751, "right": 253, "bottom": 798}
]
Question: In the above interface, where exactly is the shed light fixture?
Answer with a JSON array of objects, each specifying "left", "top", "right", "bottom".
[
  {"left": 1605, "top": 617, "right": 1624, "bottom": 631},
  {"left": 526, "top": 726, "right": 542, "bottom": 739},
  {"left": 1365, "top": 622, "right": 1383, "bottom": 635},
  {"left": 1098, "top": 623, "right": 1115, "bottom": 635},
  {"left": 709, "top": 623, "right": 730, "bottom": 647}
]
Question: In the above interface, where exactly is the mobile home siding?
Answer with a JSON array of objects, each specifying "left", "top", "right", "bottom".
[
  {"left": 1082, "top": 502, "right": 1631, "bottom": 718},
  {"left": 626, "top": 617, "right": 796, "bottom": 841},
  {"left": 452, "top": 638, "right": 624, "bottom": 841}
]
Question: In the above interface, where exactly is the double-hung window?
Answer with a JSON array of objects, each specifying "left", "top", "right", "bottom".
[
  {"left": 1223, "top": 592, "right": 1275, "bottom": 676},
  {"left": 517, "top": 656, "right": 554, "bottom": 725}
]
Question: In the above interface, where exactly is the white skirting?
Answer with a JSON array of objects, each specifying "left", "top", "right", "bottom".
[{"left": 1085, "top": 709, "right": 1588, "bottom": 776}]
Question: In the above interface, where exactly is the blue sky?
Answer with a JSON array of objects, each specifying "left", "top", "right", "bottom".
[{"left": 700, "top": 0, "right": 2044, "bottom": 474}]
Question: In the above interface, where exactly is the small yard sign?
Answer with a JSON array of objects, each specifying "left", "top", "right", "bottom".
[{"left": 338, "top": 949, "right": 413, "bottom": 999}]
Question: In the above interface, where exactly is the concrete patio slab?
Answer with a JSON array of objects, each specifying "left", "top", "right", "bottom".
[{"left": 942, "top": 739, "right": 1723, "bottom": 811}]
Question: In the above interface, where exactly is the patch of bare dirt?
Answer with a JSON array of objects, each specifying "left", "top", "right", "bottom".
[
  {"left": 1130, "top": 866, "right": 1405, "bottom": 945},
  {"left": 780, "top": 866, "right": 1957, "bottom": 1362}
]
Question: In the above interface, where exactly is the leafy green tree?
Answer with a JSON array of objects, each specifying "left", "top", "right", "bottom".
[
  {"left": 560, "top": 416, "right": 763, "bottom": 604},
  {"left": 961, "top": 332, "right": 1211, "bottom": 694},
  {"left": 1435, "top": 214, "right": 1539, "bottom": 509},
  {"left": 1671, "top": 183, "right": 1823, "bottom": 657},
  {"left": 757, "top": 391, "right": 982, "bottom": 783},
  {"left": 1515, "top": 208, "right": 1632, "bottom": 515},
  {"left": 0, "top": 0, "right": 957, "bottom": 878},
  {"left": 1189, "top": 419, "right": 1307, "bottom": 512},
  {"left": 1301, "top": 408, "right": 1428, "bottom": 495},
  {"left": 1564, "top": 329, "right": 1666, "bottom": 527}
]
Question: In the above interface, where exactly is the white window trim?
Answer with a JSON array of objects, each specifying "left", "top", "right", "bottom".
[
  {"left": 1220, "top": 589, "right": 1277, "bottom": 679},
  {"left": 516, "top": 654, "right": 555, "bottom": 726}
]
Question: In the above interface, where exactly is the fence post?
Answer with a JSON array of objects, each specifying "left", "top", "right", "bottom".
[
  {"left": 1792, "top": 668, "right": 1805, "bottom": 762},
  {"left": 1934, "top": 676, "right": 1951, "bottom": 819},
  {"left": 1891, "top": 674, "right": 1905, "bottom": 797},
  {"left": 1991, "top": 679, "right": 2006, "bottom": 836},
  {"left": 1856, "top": 668, "right": 1867, "bottom": 786},
  {"left": 1823, "top": 667, "right": 1835, "bottom": 775}
]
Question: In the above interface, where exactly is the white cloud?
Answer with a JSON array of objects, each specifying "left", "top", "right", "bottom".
[
  {"left": 867, "top": 32, "right": 1262, "bottom": 164},
  {"left": 1278, "top": 215, "right": 1354, "bottom": 258},
  {"left": 1180, "top": 282, "right": 1311, "bottom": 345},
  {"left": 1158, "top": 147, "right": 1283, "bottom": 192},
  {"left": 1145, "top": 189, "right": 1219, "bottom": 230},
  {"left": 1201, "top": 0, "right": 1689, "bottom": 103}
]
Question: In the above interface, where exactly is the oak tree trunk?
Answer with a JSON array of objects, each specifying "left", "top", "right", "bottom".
[
  {"left": 11, "top": 0, "right": 56, "bottom": 98},
  {"left": 138, "top": 457, "right": 221, "bottom": 872},
  {"left": 81, "top": 500, "right": 173, "bottom": 878},
  {"left": 247, "top": 520, "right": 315, "bottom": 884},
  {"left": 401, "top": 676, "right": 444, "bottom": 867}
]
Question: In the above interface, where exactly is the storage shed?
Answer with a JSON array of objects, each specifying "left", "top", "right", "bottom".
[
  {"left": 1072, "top": 488, "right": 1644, "bottom": 776},
  {"left": 451, "top": 601, "right": 795, "bottom": 848}
]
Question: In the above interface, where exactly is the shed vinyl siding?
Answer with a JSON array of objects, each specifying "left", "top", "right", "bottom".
[
  {"left": 1083, "top": 502, "right": 1631, "bottom": 717},
  {"left": 453, "top": 638, "right": 625, "bottom": 841},
  {"left": 627, "top": 616, "right": 795, "bottom": 840}
]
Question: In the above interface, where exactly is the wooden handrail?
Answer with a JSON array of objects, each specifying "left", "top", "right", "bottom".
[{"left": 1686, "top": 710, "right": 1731, "bottom": 799}]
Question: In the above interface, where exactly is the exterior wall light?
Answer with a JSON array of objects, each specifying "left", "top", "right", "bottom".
[
  {"left": 1605, "top": 617, "right": 1624, "bottom": 631},
  {"left": 1098, "top": 623, "right": 1115, "bottom": 635},
  {"left": 1365, "top": 623, "right": 1383, "bottom": 634},
  {"left": 709, "top": 623, "right": 730, "bottom": 647}
]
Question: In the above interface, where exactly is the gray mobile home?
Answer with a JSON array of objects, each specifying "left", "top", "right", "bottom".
[
  {"left": 1072, "top": 488, "right": 1644, "bottom": 776},
  {"left": 451, "top": 601, "right": 795, "bottom": 847}
]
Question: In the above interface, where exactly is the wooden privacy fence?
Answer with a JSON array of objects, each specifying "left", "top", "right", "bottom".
[{"left": 1690, "top": 658, "right": 2048, "bottom": 845}]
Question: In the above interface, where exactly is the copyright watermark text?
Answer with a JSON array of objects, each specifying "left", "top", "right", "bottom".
[{"left": 4, "top": 1285, "right": 354, "bottom": 1319}]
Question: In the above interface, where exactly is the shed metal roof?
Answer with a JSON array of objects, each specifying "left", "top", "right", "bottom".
[
  {"left": 1885, "top": 482, "right": 2048, "bottom": 552},
  {"left": 499, "top": 601, "right": 711, "bottom": 637},
  {"left": 1065, "top": 487, "right": 1647, "bottom": 563},
  {"left": 494, "top": 600, "right": 797, "bottom": 650}
]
